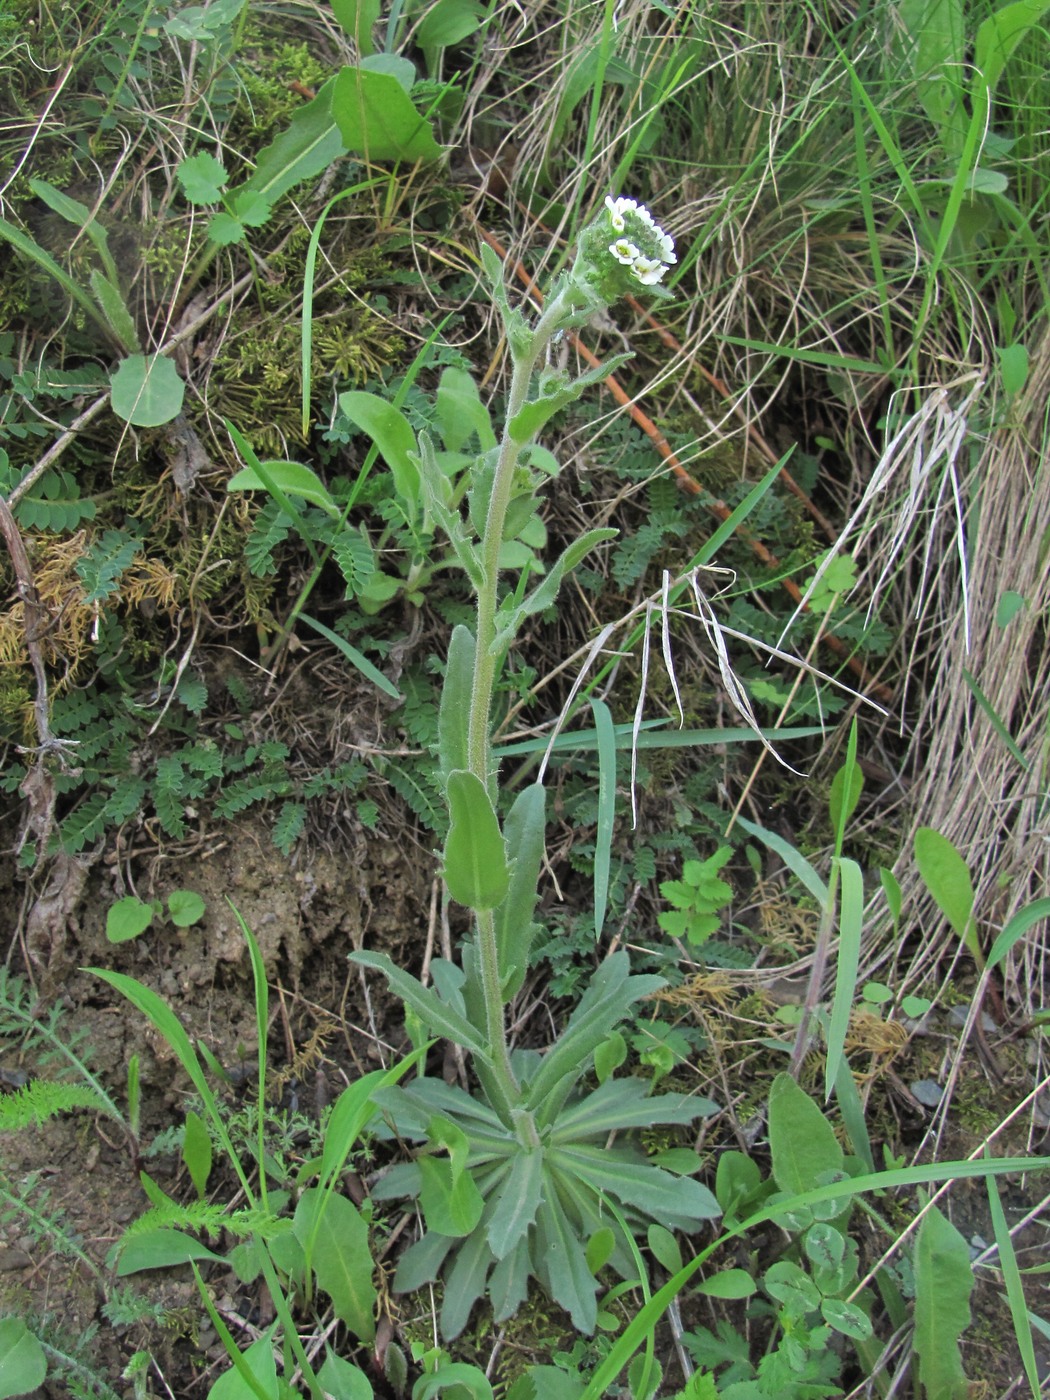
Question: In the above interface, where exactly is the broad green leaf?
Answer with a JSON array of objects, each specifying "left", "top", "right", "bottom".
[
  {"left": 914, "top": 1204, "right": 972, "bottom": 1400},
  {"left": 419, "top": 1155, "right": 485, "bottom": 1237},
  {"left": 437, "top": 626, "right": 475, "bottom": 777},
  {"left": 350, "top": 950, "right": 489, "bottom": 1058},
  {"left": 207, "top": 1331, "right": 278, "bottom": 1400},
  {"left": 29, "top": 176, "right": 118, "bottom": 282},
  {"left": 914, "top": 826, "right": 979, "bottom": 957},
  {"left": 330, "top": 0, "right": 380, "bottom": 55},
  {"left": 0, "top": 1317, "right": 47, "bottom": 1399},
  {"left": 110, "top": 354, "right": 185, "bottom": 427},
  {"left": 494, "top": 783, "right": 546, "bottom": 997},
  {"left": 880, "top": 867, "right": 902, "bottom": 923},
  {"left": 330, "top": 65, "right": 443, "bottom": 163},
  {"left": 242, "top": 78, "right": 347, "bottom": 203},
  {"left": 227, "top": 459, "right": 341, "bottom": 516},
  {"left": 360, "top": 53, "right": 417, "bottom": 89},
  {"left": 586, "top": 1226, "right": 616, "bottom": 1274},
  {"left": 116, "top": 1227, "right": 225, "bottom": 1275},
  {"left": 821, "top": 1296, "right": 872, "bottom": 1340},
  {"left": 435, "top": 365, "right": 496, "bottom": 452},
  {"left": 647, "top": 1223, "right": 682, "bottom": 1274},
  {"left": 168, "top": 889, "right": 205, "bottom": 927},
  {"left": 208, "top": 212, "right": 246, "bottom": 246},
  {"left": 715, "top": 1150, "right": 762, "bottom": 1216},
  {"left": 974, "top": 0, "right": 1050, "bottom": 94},
  {"left": 338, "top": 389, "right": 421, "bottom": 515},
  {"left": 88, "top": 270, "right": 140, "bottom": 352},
  {"left": 487, "top": 1148, "right": 543, "bottom": 1260},
  {"left": 694, "top": 1268, "right": 757, "bottom": 1299},
  {"left": 183, "top": 1109, "right": 212, "bottom": 1197},
  {"left": 413, "top": 1363, "right": 493, "bottom": 1400},
  {"left": 177, "top": 152, "right": 228, "bottom": 203},
  {"left": 534, "top": 1194, "right": 598, "bottom": 1334},
  {"left": 507, "top": 1368, "right": 585, "bottom": 1400},
  {"left": 768, "top": 1073, "right": 843, "bottom": 1195},
  {"left": 294, "top": 1189, "right": 376, "bottom": 1340},
  {"left": 443, "top": 769, "right": 509, "bottom": 911},
  {"left": 317, "top": 1351, "right": 374, "bottom": 1400},
  {"left": 996, "top": 343, "right": 1029, "bottom": 397},
  {"left": 593, "top": 1030, "right": 626, "bottom": 1085},
  {"left": 106, "top": 895, "right": 154, "bottom": 943},
  {"left": 417, "top": 0, "right": 485, "bottom": 62},
  {"left": 230, "top": 189, "right": 271, "bottom": 227}
]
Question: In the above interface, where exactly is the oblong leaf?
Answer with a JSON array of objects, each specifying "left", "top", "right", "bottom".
[
  {"left": 227, "top": 460, "right": 341, "bottom": 516},
  {"left": 294, "top": 1189, "right": 376, "bottom": 1340},
  {"left": 768, "top": 1073, "right": 844, "bottom": 1195},
  {"left": 494, "top": 783, "right": 546, "bottom": 997},
  {"left": 438, "top": 626, "right": 475, "bottom": 777},
  {"left": 350, "top": 950, "right": 488, "bottom": 1058},
  {"left": 486, "top": 1147, "right": 544, "bottom": 1260},
  {"left": 443, "top": 770, "right": 509, "bottom": 911},
  {"left": 330, "top": 65, "right": 442, "bottom": 163}
]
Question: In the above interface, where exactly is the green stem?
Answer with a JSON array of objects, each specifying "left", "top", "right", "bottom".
[{"left": 464, "top": 288, "right": 570, "bottom": 1111}]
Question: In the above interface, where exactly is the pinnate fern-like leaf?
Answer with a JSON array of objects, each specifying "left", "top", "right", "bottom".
[{"left": 0, "top": 1080, "right": 111, "bottom": 1130}]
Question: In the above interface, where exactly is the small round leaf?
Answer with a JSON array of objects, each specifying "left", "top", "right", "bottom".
[
  {"left": 167, "top": 889, "right": 205, "bottom": 928},
  {"left": 106, "top": 896, "right": 155, "bottom": 943},
  {"left": 110, "top": 354, "right": 185, "bottom": 427}
]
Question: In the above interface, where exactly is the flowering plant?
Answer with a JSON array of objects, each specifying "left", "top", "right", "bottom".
[{"left": 351, "top": 199, "right": 719, "bottom": 1338}]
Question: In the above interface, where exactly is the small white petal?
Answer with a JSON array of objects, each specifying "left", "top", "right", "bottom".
[
  {"left": 610, "top": 238, "right": 641, "bottom": 265},
  {"left": 604, "top": 195, "right": 625, "bottom": 232},
  {"left": 632, "top": 256, "right": 667, "bottom": 285}
]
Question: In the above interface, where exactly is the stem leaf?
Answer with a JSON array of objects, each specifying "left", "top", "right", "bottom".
[{"left": 443, "top": 770, "right": 510, "bottom": 911}]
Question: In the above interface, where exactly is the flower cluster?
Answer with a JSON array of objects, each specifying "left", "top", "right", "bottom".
[
  {"left": 564, "top": 194, "right": 677, "bottom": 313},
  {"left": 603, "top": 196, "right": 676, "bottom": 286}
]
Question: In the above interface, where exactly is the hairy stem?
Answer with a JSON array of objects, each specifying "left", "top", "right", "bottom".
[{"left": 465, "top": 289, "right": 570, "bottom": 1109}]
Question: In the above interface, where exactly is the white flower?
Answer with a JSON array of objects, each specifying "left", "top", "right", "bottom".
[
  {"left": 632, "top": 256, "right": 668, "bottom": 286},
  {"left": 605, "top": 195, "right": 675, "bottom": 269},
  {"left": 610, "top": 238, "right": 641, "bottom": 265}
]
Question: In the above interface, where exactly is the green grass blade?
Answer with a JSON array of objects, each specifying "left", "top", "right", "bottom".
[
  {"left": 986, "top": 1162, "right": 1042, "bottom": 1399},
  {"left": 298, "top": 612, "right": 400, "bottom": 700},
  {"left": 734, "top": 815, "right": 829, "bottom": 904},
  {"left": 300, "top": 176, "right": 386, "bottom": 436},
  {"left": 824, "top": 856, "right": 863, "bottom": 1101},
  {"left": 962, "top": 666, "right": 1030, "bottom": 771},
  {"left": 691, "top": 453, "right": 792, "bottom": 570},
  {"left": 590, "top": 697, "right": 616, "bottom": 941},
  {"left": 494, "top": 723, "right": 825, "bottom": 758}
]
